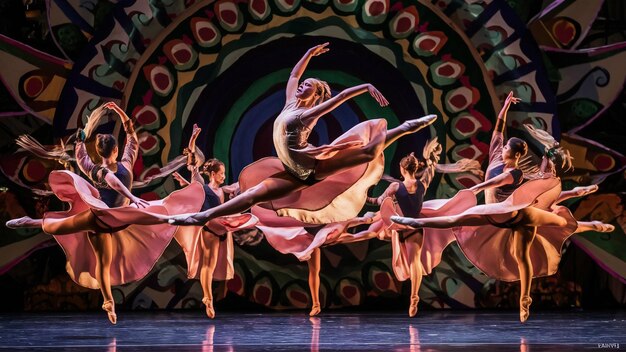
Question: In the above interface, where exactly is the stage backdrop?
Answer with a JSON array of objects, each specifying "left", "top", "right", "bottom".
[{"left": 1, "top": 0, "right": 625, "bottom": 312}]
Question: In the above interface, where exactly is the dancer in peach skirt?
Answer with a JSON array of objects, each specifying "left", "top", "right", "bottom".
[
  {"left": 373, "top": 141, "right": 477, "bottom": 317},
  {"left": 168, "top": 42, "right": 437, "bottom": 226},
  {"left": 172, "top": 124, "right": 257, "bottom": 318},
  {"left": 6, "top": 102, "right": 205, "bottom": 324},
  {"left": 392, "top": 92, "right": 613, "bottom": 322},
  {"left": 256, "top": 140, "right": 481, "bottom": 316}
]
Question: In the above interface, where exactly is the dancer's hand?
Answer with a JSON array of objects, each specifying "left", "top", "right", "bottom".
[
  {"left": 130, "top": 196, "right": 150, "bottom": 208},
  {"left": 503, "top": 91, "right": 521, "bottom": 108},
  {"left": 172, "top": 172, "right": 189, "bottom": 187},
  {"left": 367, "top": 85, "right": 389, "bottom": 107},
  {"left": 308, "top": 43, "right": 330, "bottom": 57},
  {"left": 191, "top": 123, "right": 201, "bottom": 137}
]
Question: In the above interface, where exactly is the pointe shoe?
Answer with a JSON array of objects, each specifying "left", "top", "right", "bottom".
[
  {"left": 390, "top": 216, "right": 420, "bottom": 228},
  {"left": 309, "top": 303, "right": 321, "bottom": 317},
  {"left": 590, "top": 221, "right": 615, "bottom": 233},
  {"left": 519, "top": 296, "right": 532, "bottom": 323},
  {"left": 408, "top": 296, "right": 419, "bottom": 317},
  {"left": 102, "top": 300, "right": 117, "bottom": 325},
  {"left": 202, "top": 297, "right": 215, "bottom": 319},
  {"left": 403, "top": 114, "right": 437, "bottom": 133},
  {"left": 6, "top": 216, "right": 35, "bottom": 229},
  {"left": 168, "top": 213, "right": 206, "bottom": 226},
  {"left": 573, "top": 185, "right": 599, "bottom": 197}
]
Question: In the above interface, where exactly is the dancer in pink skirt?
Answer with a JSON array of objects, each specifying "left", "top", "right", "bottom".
[
  {"left": 374, "top": 141, "right": 477, "bottom": 317},
  {"left": 392, "top": 92, "right": 613, "bottom": 322},
  {"left": 6, "top": 102, "right": 205, "bottom": 324},
  {"left": 255, "top": 140, "right": 481, "bottom": 316},
  {"left": 172, "top": 124, "right": 257, "bottom": 318},
  {"left": 167, "top": 42, "right": 437, "bottom": 226}
]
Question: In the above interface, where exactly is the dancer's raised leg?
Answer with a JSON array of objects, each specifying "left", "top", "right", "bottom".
[{"left": 169, "top": 174, "right": 306, "bottom": 225}]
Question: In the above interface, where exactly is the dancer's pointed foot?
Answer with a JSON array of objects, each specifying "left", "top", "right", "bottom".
[
  {"left": 519, "top": 296, "right": 532, "bottom": 323},
  {"left": 390, "top": 216, "right": 421, "bottom": 228},
  {"left": 167, "top": 212, "right": 209, "bottom": 226},
  {"left": 403, "top": 114, "right": 437, "bottom": 134},
  {"left": 572, "top": 184, "right": 599, "bottom": 197},
  {"left": 408, "top": 296, "right": 419, "bottom": 317},
  {"left": 309, "top": 303, "right": 321, "bottom": 317},
  {"left": 357, "top": 212, "right": 377, "bottom": 225},
  {"left": 102, "top": 300, "right": 117, "bottom": 325},
  {"left": 6, "top": 216, "right": 39, "bottom": 229},
  {"left": 202, "top": 297, "right": 215, "bottom": 319},
  {"left": 589, "top": 221, "right": 615, "bottom": 233}
]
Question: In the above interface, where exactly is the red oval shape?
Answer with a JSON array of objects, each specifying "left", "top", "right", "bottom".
[
  {"left": 396, "top": 17, "right": 412, "bottom": 33},
  {"left": 25, "top": 77, "right": 43, "bottom": 97},
  {"left": 255, "top": 285, "right": 271, "bottom": 304},
  {"left": 374, "top": 272, "right": 390, "bottom": 290},
  {"left": 154, "top": 72, "right": 170, "bottom": 91},
  {"left": 198, "top": 27, "right": 216, "bottom": 42},
  {"left": 342, "top": 285, "right": 357, "bottom": 299},
  {"left": 369, "top": 2, "right": 384, "bottom": 16},
  {"left": 221, "top": 10, "right": 237, "bottom": 25},
  {"left": 173, "top": 49, "right": 191, "bottom": 63}
]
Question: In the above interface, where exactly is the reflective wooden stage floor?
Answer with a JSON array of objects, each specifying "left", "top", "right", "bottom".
[{"left": 1, "top": 310, "right": 625, "bottom": 351}]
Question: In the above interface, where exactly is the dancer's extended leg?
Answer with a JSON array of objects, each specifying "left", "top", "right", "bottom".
[
  {"left": 315, "top": 115, "right": 437, "bottom": 180},
  {"left": 307, "top": 248, "right": 322, "bottom": 316},
  {"left": 513, "top": 226, "right": 536, "bottom": 323},
  {"left": 169, "top": 173, "right": 306, "bottom": 225},
  {"left": 200, "top": 231, "right": 220, "bottom": 319},
  {"left": 407, "top": 234, "right": 423, "bottom": 318},
  {"left": 88, "top": 232, "right": 116, "bottom": 324}
]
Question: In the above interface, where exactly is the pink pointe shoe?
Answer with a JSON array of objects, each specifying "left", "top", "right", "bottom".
[
  {"left": 102, "top": 300, "right": 117, "bottom": 325},
  {"left": 202, "top": 297, "right": 215, "bottom": 319}
]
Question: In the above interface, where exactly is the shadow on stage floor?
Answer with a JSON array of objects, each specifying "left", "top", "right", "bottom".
[{"left": 0, "top": 310, "right": 624, "bottom": 351}]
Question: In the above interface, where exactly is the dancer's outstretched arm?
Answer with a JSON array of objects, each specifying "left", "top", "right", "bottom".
[
  {"left": 102, "top": 171, "right": 149, "bottom": 208},
  {"left": 435, "top": 159, "right": 484, "bottom": 178},
  {"left": 286, "top": 43, "right": 329, "bottom": 104},
  {"left": 420, "top": 143, "right": 442, "bottom": 189},
  {"left": 300, "top": 83, "right": 388, "bottom": 125},
  {"left": 367, "top": 183, "right": 400, "bottom": 206},
  {"left": 468, "top": 171, "right": 515, "bottom": 195},
  {"left": 489, "top": 91, "right": 520, "bottom": 161},
  {"left": 104, "top": 102, "right": 138, "bottom": 171},
  {"left": 185, "top": 124, "right": 204, "bottom": 184}
]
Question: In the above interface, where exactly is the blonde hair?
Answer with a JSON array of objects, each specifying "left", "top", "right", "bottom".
[{"left": 311, "top": 78, "right": 331, "bottom": 106}]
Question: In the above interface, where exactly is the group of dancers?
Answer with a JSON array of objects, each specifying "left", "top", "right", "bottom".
[{"left": 6, "top": 43, "right": 615, "bottom": 324}]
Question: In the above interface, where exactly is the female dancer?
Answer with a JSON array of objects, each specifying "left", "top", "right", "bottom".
[
  {"left": 168, "top": 42, "right": 437, "bottom": 226},
  {"left": 6, "top": 102, "right": 205, "bottom": 324},
  {"left": 172, "top": 124, "right": 256, "bottom": 318},
  {"left": 391, "top": 92, "right": 612, "bottom": 322},
  {"left": 373, "top": 143, "right": 476, "bottom": 317},
  {"left": 255, "top": 141, "right": 479, "bottom": 316}
]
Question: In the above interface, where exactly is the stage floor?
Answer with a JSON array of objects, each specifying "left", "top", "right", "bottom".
[{"left": 0, "top": 310, "right": 624, "bottom": 351}]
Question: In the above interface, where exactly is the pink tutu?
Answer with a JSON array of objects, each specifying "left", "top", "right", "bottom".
[
  {"left": 239, "top": 119, "right": 387, "bottom": 224},
  {"left": 174, "top": 213, "right": 258, "bottom": 280},
  {"left": 42, "top": 170, "right": 205, "bottom": 289},
  {"left": 380, "top": 190, "right": 477, "bottom": 281},
  {"left": 453, "top": 178, "right": 578, "bottom": 282}
]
